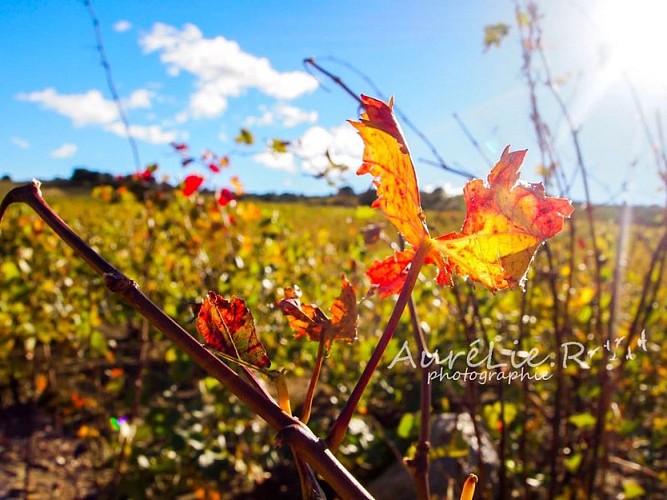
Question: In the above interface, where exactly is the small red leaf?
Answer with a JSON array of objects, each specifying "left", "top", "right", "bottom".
[
  {"left": 196, "top": 292, "right": 270, "bottom": 369},
  {"left": 208, "top": 163, "right": 221, "bottom": 173},
  {"left": 182, "top": 175, "right": 204, "bottom": 196},
  {"left": 171, "top": 142, "right": 188, "bottom": 152}
]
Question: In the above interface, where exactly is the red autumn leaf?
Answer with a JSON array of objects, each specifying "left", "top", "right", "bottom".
[
  {"left": 353, "top": 95, "right": 573, "bottom": 294},
  {"left": 196, "top": 292, "right": 270, "bottom": 369},
  {"left": 365, "top": 249, "right": 416, "bottom": 297},
  {"left": 208, "top": 163, "right": 221, "bottom": 173},
  {"left": 278, "top": 276, "right": 358, "bottom": 352},
  {"left": 182, "top": 174, "right": 204, "bottom": 196},
  {"left": 171, "top": 142, "right": 188, "bottom": 152},
  {"left": 217, "top": 188, "right": 235, "bottom": 207}
]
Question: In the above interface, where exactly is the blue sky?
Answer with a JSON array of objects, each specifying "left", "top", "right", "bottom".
[{"left": 2, "top": 0, "right": 666, "bottom": 205}]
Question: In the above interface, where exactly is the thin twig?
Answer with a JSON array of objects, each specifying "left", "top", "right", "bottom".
[
  {"left": 83, "top": 0, "right": 142, "bottom": 171},
  {"left": 305, "top": 57, "right": 475, "bottom": 180}
]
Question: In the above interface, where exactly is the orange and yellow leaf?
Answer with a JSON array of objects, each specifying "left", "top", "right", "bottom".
[
  {"left": 278, "top": 276, "right": 358, "bottom": 352},
  {"left": 433, "top": 147, "right": 574, "bottom": 289},
  {"left": 351, "top": 95, "right": 429, "bottom": 247},
  {"left": 353, "top": 96, "right": 573, "bottom": 294}
]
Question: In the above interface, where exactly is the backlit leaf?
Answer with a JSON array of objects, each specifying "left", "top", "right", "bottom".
[
  {"left": 278, "top": 276, "right": 358, "bottom": 352},
  {"left": 351, "top": 95, "right": 429, "bottom": 247},
  {"left": 433, "top": 147, "right": 574, "bottom": 290},
  {"left": 196, "top": 292, "right": 270, "bottom": 369},
  {"left": 353, "top": 96, "right": 573, "bottom": 294}
]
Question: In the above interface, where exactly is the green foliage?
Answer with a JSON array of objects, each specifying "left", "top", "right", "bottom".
[{"left": 1, "top": 187, "right": 665, "bottom": 497}]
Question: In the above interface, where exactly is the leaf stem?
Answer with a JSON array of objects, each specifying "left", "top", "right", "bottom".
[
  {"left": 301, "top": 337, "right": 326, "bottom": 424},
  {"left": 327, "top": 238, "right": 433, "bottom": 450}
]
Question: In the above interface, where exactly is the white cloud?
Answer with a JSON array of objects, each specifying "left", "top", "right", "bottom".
[
  {"left": 244, "top": 106, "right": 274, "bottom": 127},
  {"left": 140, "top": 23, "right": 318, "bottom": 119},
  {"left": 113, "top": 20, "right": 132, "bottom": 33},
  {"left": 276, "top": 104, "right": 318, "bottom": 127},
  {"left": 11, "top": 136, "right": 30, "bottom": 149},
  {"left": 124, "top": 89, "right": 154, "bottom": 108},
  {"left": 17, "top": 87, "right": 176, "bottom": 144},
  {"left": 105, "top": 122, "right": 177, "bottom": 144},
  {"left": 17, "top": 88, "right": 119, "bottom": 126},
  {"left": 51, "top": 143, "right": 77, "bottom": 159},
  {"left": 253, "top": 150, "right": 297, "bottom": 172},
  {"left": 246, "top": 103, "right": 318, "bottom": 128},
  {"left": 253, "top": 123, "right": 363, "bottom": 177}
]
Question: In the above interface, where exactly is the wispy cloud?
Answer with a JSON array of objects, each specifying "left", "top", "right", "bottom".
[
  {"left": 105, "top": 122, "right": 177, "bottom": 144},
  {"left": 140, "top": 23, "right": 318, "bottom": 119},
  {"left": 245, "top": 103, "right": 318, "bottom": 128},
  {"left": 51, "top": 143, "right": 77, "bottom": 159},
  {"left": 16, "top": 87, "right": 177, "bottom": 144},
  {"left": 18, "top": 88, "right": 120, "bottom": 126},
  {"left": 113, "top": 20, "right": 132, "bottom": 33},
  {"left": 11, "top": 136, "right": 30, "bottom": 149}
]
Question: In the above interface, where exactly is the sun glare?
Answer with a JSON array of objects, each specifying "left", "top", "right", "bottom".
[{"left": 597, "top": 0, "right": 667, "bottom": 88}]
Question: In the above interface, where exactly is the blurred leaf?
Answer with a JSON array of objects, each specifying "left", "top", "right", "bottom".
[
  {"left": 564, "top": 452, "right": 582, "bottom": 472},
  {"left": 270, "top": 139, "right": 290, "bottom": 153},
  {"left": 397, "top": 412, "right": 415, "bottom": 439},
  {"left": 182, "top": 175, "right": 204, "bottom": 196},
  {"left": 516, "top": 10, "right": 530, "bottom": 27},
  {"left": 484, "top": 23, "right": 510, "bottom": 51},
  {"left": 235, "top": 128, "right": 254, "bottom": 145},
  {"left": 622, "top": 479, "right": 646, "bottom": 498},
  {"left": 568, "top": 413, "right": 596, "bottom": 429}
]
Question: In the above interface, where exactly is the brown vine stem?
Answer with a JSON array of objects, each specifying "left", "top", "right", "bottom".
[
  {"left": 407, "top": 296, "right": 432, "bottom": 500},
  {"left": 0, "top": 181, "right": 372, "bottom": 500},
  {"left": 327, "top": 238, "right": 433, "bottom": 451}
]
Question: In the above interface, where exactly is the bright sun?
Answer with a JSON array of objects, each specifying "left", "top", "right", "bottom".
[{"left": 597, "top": 0, "right": 667, "bottom": 88}]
